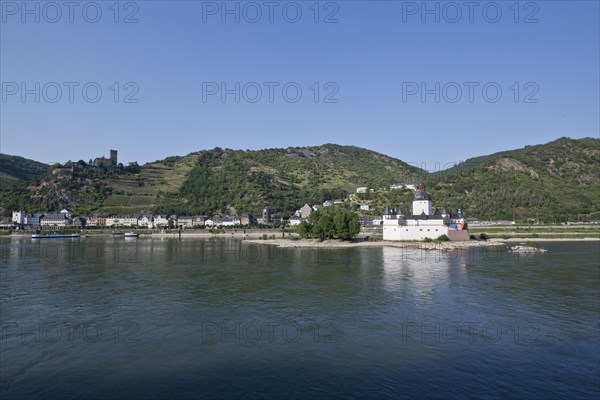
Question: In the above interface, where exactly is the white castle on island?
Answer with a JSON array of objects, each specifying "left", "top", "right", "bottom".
[{"left": 383, "top": 185, "right": 469, "bottom": 241}]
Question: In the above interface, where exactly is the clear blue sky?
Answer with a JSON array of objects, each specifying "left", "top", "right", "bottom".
[{"left": 1, "top": 0, "right": 598, "bottom": 171}]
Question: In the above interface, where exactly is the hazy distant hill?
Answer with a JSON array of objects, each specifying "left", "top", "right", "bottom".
[
  {"left": 0, "top": 154, "right": 50, "bottom": 190},
  {"left": 0, "top": 138, "right": 598, "bottom": 222}
]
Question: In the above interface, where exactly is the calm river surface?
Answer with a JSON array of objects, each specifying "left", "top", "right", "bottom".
[{"left": 1, "top": 238, "right": 598, "bottom": 399}]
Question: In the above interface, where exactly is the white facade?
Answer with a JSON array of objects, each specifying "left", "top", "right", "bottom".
[
  {"left": 360, "top": 204, "right": 370, "bottom": 211},
  {"left": 139, "top": 216, "right": 153, "bottom": 227},
  {"left": 153, "top": 215, "right": 169, "bottom": 227},
  {"left": 356, "top": 187, "right": 368, "bottom": 193},
  {"left": 383, "top": 185, "right": 468, "bottom": 241},
  {"left": 40, "top": 214, "right": 71, "bottom": 227},
  {"left": 178, "top": 217, "right": 194, "bottom": 228},
  {"left": 413, "top": 200, "right": 432, "bottom": 216},
  {"left": 383, "top": 218, "right": 465, "bottom": 241},
  {"left": 390, "top": 183, "right": 417, "bottom": 191},
  {"left": 106, "top": 216, "right": 138, "bottom": 227},
  {"left": 12, "top": 211, "right": 25, "bottom": 224},
  {"left": 289, "top": 217, "right": 301, "bottom": 226}
]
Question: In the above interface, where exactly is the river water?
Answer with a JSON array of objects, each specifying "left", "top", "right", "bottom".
[{"left": 1, "top": 237, "right": 598, "bottom": 399}]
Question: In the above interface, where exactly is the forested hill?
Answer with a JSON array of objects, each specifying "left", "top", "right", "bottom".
[
  {"left": 155, "top": 145, "right": 424, "bottom": 216},
  {"left": 0, "top": 138, "right": 598, "bottom": 222},
  {"left": 426, "top": 137, "right": 600, "bottom": 221},
  {"left": 0, "top": 154, "right": 50, "bottom": 190},
  {"left": 0, "top": 144, "right": 423, "bottom": 217}
]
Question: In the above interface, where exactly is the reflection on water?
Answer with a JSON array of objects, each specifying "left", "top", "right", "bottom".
[{"left": 1, "top": 237, "right": 599, "bottom": 399}]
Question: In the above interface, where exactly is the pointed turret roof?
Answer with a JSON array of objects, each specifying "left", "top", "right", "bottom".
[{"left": 413, "top": 184, "right": 432, "bottom": 201}]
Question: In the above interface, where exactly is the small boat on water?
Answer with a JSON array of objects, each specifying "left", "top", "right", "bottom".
[
  {"left": 124, "top": 232, "right": 139, "bottom": 238},
  {"left": 32, "top": 232, "right": 81, "bottom": 239}
]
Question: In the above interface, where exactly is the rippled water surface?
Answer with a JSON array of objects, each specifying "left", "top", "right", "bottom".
[{"left": 1, "top": 238, "right": 599, "bottom": 399}]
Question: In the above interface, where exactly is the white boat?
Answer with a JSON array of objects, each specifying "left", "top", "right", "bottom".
[
  {"left": 32, "top": 232, "right": 80, "bottom": 239},
  {"left": 124, "top": 232, "right": 139, "bottom": 238}
]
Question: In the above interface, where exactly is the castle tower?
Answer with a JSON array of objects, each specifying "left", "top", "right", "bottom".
[
  {"left": 110, "top": 150, "right": 118, "bottom": 166},
  {"left": 412, "top": 184, "right": 432, "bottom": 216},
  {"left": 262, "top": 207, "right": 272, "bottom": 224}
]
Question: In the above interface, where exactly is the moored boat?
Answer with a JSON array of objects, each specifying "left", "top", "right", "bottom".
[
  {"left": 32, "top": 232, "right": 81, "bottom": 239},
  {"left": 124, "top": 232, "right": 139, "bottom": 238}
]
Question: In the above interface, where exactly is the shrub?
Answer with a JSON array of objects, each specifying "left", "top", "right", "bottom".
[
  {"left": 479, "top": 233, "right": 489, "bottom": 241},
  {"left": 436, "top": 234, "right": 449, "bottom": 242},
  {"left": 423, "top": 237, "right": 433, "bottom": 243},
  {"left": 262, "top": 233, "right": 268, "bottom": 240}
]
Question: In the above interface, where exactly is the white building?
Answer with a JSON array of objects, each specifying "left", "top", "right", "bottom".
[
  {"left": 356, "top": 187, "right": 368, "bottom": 194},
  {"left": 41, "top": 213, "right": 71, "bottom": 227},
  {"left": 12, "top": 211, "right": 26, "bottom": 225},
  {"left": 139, "top": 215, "right": 153, "bottom": 227},
  {"left": 218, "top": 216, "right": 240, "bottom": 227},
  {"left": 360, "top": 204, "right": 370, "bottom": 211},
  {"left": 60, "top": 209, "right": 74, "bottom": 218},
  {"left": 178, "top": 216, "right": 194, "bottom": 228},
  {"left": 106, "top": 216, "right": 124, "bottom": 227},
  {"left": 153, "top": 215, "right": 169, "bottom": 227},
  {"left": 289, "top": 216, "right": 302, "bottom": 226},
  {"left": 383, "top": 185, "right": 469, "bottom": 241},
  {"left": 390, "top": 182, "right": 417, "bottom": 191}
]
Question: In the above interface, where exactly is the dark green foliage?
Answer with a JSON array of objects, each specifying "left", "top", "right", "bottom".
[
  {"left": 0, "top": 154, "right": 50, "bottom": 190},
  {"left": 298, "top": 207, "right": 361, "bottom": 241},
  {"left": 436, "top": 234, "right": 449, "bottom": 242}
]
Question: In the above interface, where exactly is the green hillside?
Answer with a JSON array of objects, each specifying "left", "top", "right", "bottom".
[
  {"left": 0, "top": 138, "right": 598, "bottom": 222},
  {"left": 155, "top": 145, "right": 423, "bottom": 216},
  {"left": 426, "top": 137, "right": 600, "bottom": 222},
  {"left": 0, "top": 154, "right": 50, "bottom": 190},
  {"left": 0, "top": 145, "right": 422, "bottom": 217}
]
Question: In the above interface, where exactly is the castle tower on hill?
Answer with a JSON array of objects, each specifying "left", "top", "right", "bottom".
[
  {"left": 110, "top": 150, "right": 118, "bottom": 166},
  {"left": 93, "top": 150, "right": 118, "bottom": 169}
]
